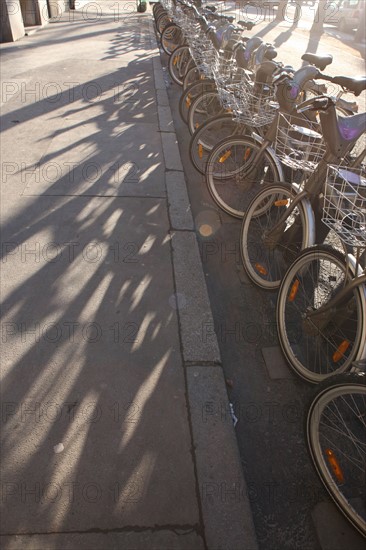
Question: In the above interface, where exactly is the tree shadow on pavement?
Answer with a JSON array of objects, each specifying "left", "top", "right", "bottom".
[{"left": 1, "top": 7, "right": 197, "bottom": 540}]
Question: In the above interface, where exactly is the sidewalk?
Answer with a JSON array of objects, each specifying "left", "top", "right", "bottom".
[{"left": 0, "top": 3, "right": 258, "bottom": 549}]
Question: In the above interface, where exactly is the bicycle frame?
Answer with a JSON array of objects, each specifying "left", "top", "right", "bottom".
[{"left": 259, "top": 99, "right": 366, "bottom": 248}]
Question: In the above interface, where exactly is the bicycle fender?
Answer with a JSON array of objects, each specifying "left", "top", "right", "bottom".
[
  {"left": 291, "top": 181, "right": 316, "bottom": 249},
  {"left": 251, "top": 133, "right": 285, "bottom": 182},
  {"left": 347, "top": 254, "right": 366, "bottom": 362}
]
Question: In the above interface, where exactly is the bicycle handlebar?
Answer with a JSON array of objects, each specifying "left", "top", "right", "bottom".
[
  {"left": 315, "top": 73, "right": 366, "bottom": 96},
  {"left": 296, "top": 95, "right": 330, "bottom": 113}
]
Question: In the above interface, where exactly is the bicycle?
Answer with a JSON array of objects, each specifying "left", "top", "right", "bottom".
[
  {"left": 239, "top": 76, "right": 366, "bottom": 290},
  {"left": 189, "top": 60, "right": 356, "bottom": 176},
  {"left": 306, "top": 370, "right": 366, "bottom": 536},
  {"left": 203, "top": 59, "right": 327, "bottom": 218},
  {"left": 186, "top": 39, "right": 276, "bottom": 135},
  {"left": 178, "top": 16, "right": 251, "bottom": 124},
  {"left": 276, "top": 161, "right": 366, "bottom": 383}
]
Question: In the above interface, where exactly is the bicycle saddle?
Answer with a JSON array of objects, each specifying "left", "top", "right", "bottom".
[
  {"left": 332, "top": 76, "right": 366, "bottom": 97},
  {"left": 238, "top": 20, "right": 255, "bottom": 30},
  {"left": 301, "top": 53, "right": 333, "bottom": 71},
  {"left": 265, "top": 47, "right": 277, "bottom": 61}
]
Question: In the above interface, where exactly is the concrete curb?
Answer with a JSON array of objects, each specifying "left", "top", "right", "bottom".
[{"left": 149, "top": 16, "right": 259, "bottom": 550}]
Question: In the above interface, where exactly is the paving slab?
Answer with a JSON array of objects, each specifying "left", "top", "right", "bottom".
[
  {"left": 187, "top": 366, "right": 259, "bottom": 550},
  {"left": 161, "top": 132, "right": 184, "bottom": 171},
  {"left": 170, "top": 231, "right": 221, "bottom": 364},
  {"left": 166, "top": 171, "right": 194, "bottom": 230},
  {"left": 157, "top": 88, "right": 170, "bottom": 107},
  {"left": 19, "top": 119, "right": 165, "bottom": 197},
  {"left": 158, "top": 105, "right": 174, "bottom": 132},
  {"left": 0, "top": 3, "right": 259, "bottom": 548},
  {"left": 1, "top": 195, "right": 198, "bottom": 533}
]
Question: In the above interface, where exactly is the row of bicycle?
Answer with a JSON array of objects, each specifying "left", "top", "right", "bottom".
[{"left": 153, "top": 0, "right": 366, "bottom": 538}]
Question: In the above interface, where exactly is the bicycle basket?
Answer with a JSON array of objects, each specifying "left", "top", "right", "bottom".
[
  {"left": 234, "top": 80, "right": 278, "bottom": 128},
  {"left": 322, "top": 164, "right": 366, "bottom": 247},
  {"left": 275, "top": 113, "right": 326, "bottom": 172}
]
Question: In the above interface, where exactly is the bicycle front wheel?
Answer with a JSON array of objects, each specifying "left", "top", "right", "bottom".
[
  {"left": 168, "top": 45, "right": 192, "bottom": 86},
  {"left": 206, "top": 136, "right": 283, "bottom": 219},
  {"left": 161, "top": 24, "right": 184, "bottom": 55},
  {"left": 189, "top": 114, "right": 241, "bottom": 174},
  {"left": 277, "top": 245, "right": 366, "bottom": 382},
  {"left": 183, "top": 65, "right": 200, "bottom": 90},
  {"left": 179, "top": 79, "right": 216, "bottom": 124},
  {"left": 240, "top": 182, "right": 310, "bottom": 288},
  {"left": 306, "top": 373, "right": 366, "bottom": 536},
  {"left": 187, "top": 91, "right": 225, "bottom": 135},
  {"left": 156, "top": 13, "right": 172, "bottom": 34}
]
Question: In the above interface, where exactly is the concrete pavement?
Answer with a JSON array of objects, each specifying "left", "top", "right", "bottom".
[{"left": 0, "top": 3, "right": 258, "bottom": 549}]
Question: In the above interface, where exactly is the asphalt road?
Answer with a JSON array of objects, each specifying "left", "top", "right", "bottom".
[{"left": 159, "top": 11, "right": 365, "bottom": 549}]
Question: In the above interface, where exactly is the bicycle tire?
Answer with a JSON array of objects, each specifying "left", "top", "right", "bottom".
[
  {"left": 277, "top": 245, "right": 366, "bottom": 382},
  {"left": 168, "top": 45, "right": 192, "bottom": 86},
  {"left": 187, "top": 90, "right": 225, "bottom": 135},
  {"left": 153, "top": 4, "right": 165, "bottom": 18},
  {"left": 183, "top": 64, "right": 200, "bottom": 90},
  {"left": 161, "top": 23, "right": 184, "bottom": 55},
  {"left": 206, "top": 135, "right": 283, "bottom": 219},
  {"left": 179, "top": 79, "right": 216, "bottom": 124},
  {"left": 240, "top": 182, "right": 311, "bottom": 288},
  {"left": 156, "top": 13, "right": 172, "bottom": 34},
  {"left": 189, "top": 114, "right": 242, "bottom": 174},
  {"left": 306, "top": 372, "right": 366, "bottom": 536},
  {"left": 153, "top": 6, "right": 164, "bottom": 19}
]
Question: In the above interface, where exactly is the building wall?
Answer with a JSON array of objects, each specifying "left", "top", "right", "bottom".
[
  {"left": 1, "top": 0, "right": 25, "bottom": 42},
  {"left": 1, "top": 0, "right": 69, "bottom": 42}
]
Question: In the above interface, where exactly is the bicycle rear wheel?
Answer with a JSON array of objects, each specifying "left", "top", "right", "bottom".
[
  {"left": 277, "top": 245, "right": 366, "bottom": 382},
  {"left": 240, "top": 182, "right": 310, "bottom": 288},
  {"left": 306, "top": 373, "right": 366, "bottom": 536},
  {"left": 206, "top": 136, "right": 283, "bottom": 218}
]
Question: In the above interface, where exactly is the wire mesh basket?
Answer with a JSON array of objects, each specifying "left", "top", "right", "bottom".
[
  {"left": 190, "top": 35, "right": 217, "bottom": 77},
  {"left": 275, "top": 112, "right": 326, "bottom": 172},
  {"left": 322, "top": 164, "right": 366, "bottom": 247},
  {"left": 234, "top": 79, "right": 278, "bottom": 128}
]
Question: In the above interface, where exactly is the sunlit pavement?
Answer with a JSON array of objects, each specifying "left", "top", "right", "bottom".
[{"left": 0, "top": 3, "right": 257, "bottom": 549}]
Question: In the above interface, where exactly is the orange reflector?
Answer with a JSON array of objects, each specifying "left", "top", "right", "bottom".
[
  {"left": 195, "top": 122, "right": 199, "bottom": 129},
  {"left": 186, "top": 95, "right": 191, "bottom": 107},
  {"left": 255, "top": 263, "right": 267, "bottom": 276},
  {"left": 219, "top": 150, "right": 232, "bottom": 163},
  {"left": 198, "top": 144, "right": 203, "bottom": 159},
  {"left": 275, "top": 199, "right": 289, "bottom": 207},
  {"left": 333, "top": 340, "right": 350, "bottom": 363},
  {"left": 173, "top": 55, "right": 180, "bottom": 66},
  {"left": 244, "top": 148, "right": 251, "bottom": 161},
  {"left": 325, "top": 449, "right": 345, "bottom": 484},
  {"left": 288, "top": 279, "right": 300, "bottom": 302}
]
